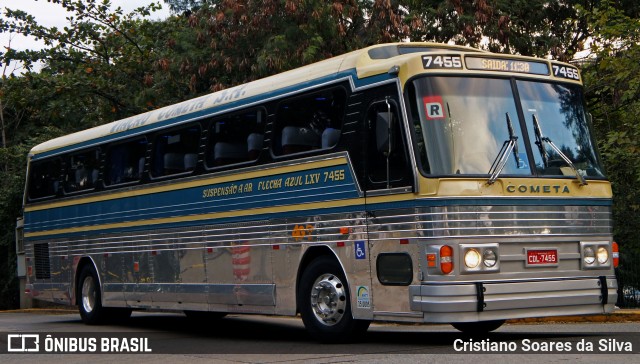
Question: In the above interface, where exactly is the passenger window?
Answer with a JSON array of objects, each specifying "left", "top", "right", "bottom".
[
  {"left": 105, "top": 138, "right": 148, "bottom": 185},
  {"left": 28, "top": 159, "right": 61, "bottom": 200},
  {"left": 151, "top": 125, "right": 201, "bottom": 177},
  {"left": 274, "top": 88, "right": 345, "bottom": 156},
  {"left": 63, "top": 150, "right": 101, "bottom": 193},
  {"left": 206, "top": 109, "right": 266, "bottom": 168}
]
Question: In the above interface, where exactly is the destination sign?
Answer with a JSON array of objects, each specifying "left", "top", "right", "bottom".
[{"left": 465, "top": 57, "right": 550, "bottom": 75}]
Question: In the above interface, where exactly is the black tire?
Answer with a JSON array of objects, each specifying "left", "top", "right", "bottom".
[
  {"left": 77, "top": 264, "right": 109, "bottom": 325},
  {"left": 451, "top": 320, "right": 505, "bottom": 334},
  {"left": 298, "top": 256, "right": 370, "bottom": 342}
]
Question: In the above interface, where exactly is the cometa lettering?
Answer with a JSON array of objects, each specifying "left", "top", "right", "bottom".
[{"left": 506, "top": 184, "right": 570, "bottom": 194}]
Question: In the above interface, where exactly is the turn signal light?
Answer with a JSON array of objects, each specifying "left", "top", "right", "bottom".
[{"left": 440, "top": 245, "right": 453, "bottom": 274}]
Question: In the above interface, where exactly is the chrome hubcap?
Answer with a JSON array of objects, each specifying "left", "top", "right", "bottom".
[
  {"left": 310, "top": 273, "right": 346, "bottom": 326},
  {"left": 81, "top": 276, "right": 96, "bottom": 314}
]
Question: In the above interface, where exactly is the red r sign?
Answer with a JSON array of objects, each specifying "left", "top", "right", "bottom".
[{"left": 423, "top": 96, "right": 446, "bottom": 120}]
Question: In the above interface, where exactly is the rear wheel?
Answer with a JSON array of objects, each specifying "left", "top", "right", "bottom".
[
  {"left": 451, "top": 320, "right": 505, "bottom": 334},
  {"left": 77, "top": 264, "right": 131, "bottom": 324},
  {"left": 78, "top": 265, "right": 108, "bottom": 325},
  {"left": 298, "top": 256, "right": 370, "bottom": 342}
]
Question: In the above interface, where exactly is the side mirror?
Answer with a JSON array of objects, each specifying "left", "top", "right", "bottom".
[{"left": 376, "top": 110, "right": 395, "bottom": 156}]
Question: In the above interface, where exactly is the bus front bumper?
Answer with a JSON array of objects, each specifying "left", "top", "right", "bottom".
[{"left": 409, "top": 276, "right": 617, "bottom": 323}]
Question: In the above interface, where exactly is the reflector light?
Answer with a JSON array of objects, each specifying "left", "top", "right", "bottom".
[
  {"left": 340, "top": 227, "right": 350, "bottom": 235},
  {"left": 612, "top": 241, "right": 619, "bottom": 268},
  {"left": 400, "top": 239, "right": 409, "bottom": 245},
  {"left": 336, "top": 242, "right": 345, "bottom": 247},
  {"left": 440, "top": 245, "right": 453, "bottom": 274},
  {"left": 426, "top": 253, "right": 436, "bottom": 267}
]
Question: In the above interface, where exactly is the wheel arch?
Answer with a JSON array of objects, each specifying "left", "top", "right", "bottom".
[
  {"left": 295, "top": 245, "right": 343, "bottom": 313},
  {"left": 73, "top": 256, "right": 100, "bottom": 306}
]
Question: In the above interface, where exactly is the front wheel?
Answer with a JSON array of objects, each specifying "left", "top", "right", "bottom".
[
  {"left": 451, "top": 320, "right": 505, "bottom": 334},
  {"left": 298, "top": 256, "right": 370, "bottom": 342}
]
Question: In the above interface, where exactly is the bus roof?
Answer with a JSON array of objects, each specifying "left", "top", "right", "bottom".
[{"left": 27, "top": 42, "right": 515, "bottom": 158}]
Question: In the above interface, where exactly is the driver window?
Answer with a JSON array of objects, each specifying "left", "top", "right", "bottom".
[{"left": 365, "top": 99, "right": 411, "bottom": 190}]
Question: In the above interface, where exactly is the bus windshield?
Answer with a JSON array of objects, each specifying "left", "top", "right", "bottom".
[{"left": 410, "top": 76, "right": 604, "bottom": 178}]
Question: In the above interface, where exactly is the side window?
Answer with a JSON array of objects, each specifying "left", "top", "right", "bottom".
[
  {"left": 206, "top": 109, "right": 266, "bottom": 168},
  {"left": 151, "top": 125, "right": 201, "bottom": 177},
  {"left": 365, "top": 99, "right": 411, "bottom": 189},
  {"left": 63, "top": 149, "right": 100, "bottom": 193},
  {"left": 28, "top": 159, "right": 61, "bottom": 200},
  {"left": 105, "top": 138, "right": 148, "bottom": 186},
  {"left": 273, "top": 88, "right": 346, "bottom": 156}
]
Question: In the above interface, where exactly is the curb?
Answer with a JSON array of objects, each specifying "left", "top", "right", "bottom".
[{"left": 507, "top": 309, "right": 640, "bottom": 324}]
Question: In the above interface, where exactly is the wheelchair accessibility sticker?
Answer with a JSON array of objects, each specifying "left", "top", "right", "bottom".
[{"left": 355, "top": 241, "right": 366, "bottom": 260}]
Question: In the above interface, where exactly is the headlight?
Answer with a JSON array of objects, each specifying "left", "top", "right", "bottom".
[
  {"left": 596, "top": 247, "right": 609, "bottom": 264},
  {"left": 483, "top": 249, "right": 497, "bottom": 267},
  {"left": 464, "top": 249, "right": 481, "bottom": 269},
  {"left": 457, "top": 244, "right": 500, "bottom": 274},
  {"left": 580, "top": 241, "right": 613, "bottom": 269},
  {"left": 583, "top": 246, "right": 595, "bottom": 265}
]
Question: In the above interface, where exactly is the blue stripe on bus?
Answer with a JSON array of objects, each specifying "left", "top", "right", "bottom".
[
  {"left": 24, "top": 164, "right": 360, "bottom": 233},
  {"left": 25, "top": 195, "right": 612, "bottom": 240}
]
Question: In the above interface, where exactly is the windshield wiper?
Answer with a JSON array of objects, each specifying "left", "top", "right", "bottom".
[
  {"left": 487, "top": 112, "right": 519, "bottom": 185},
  {"left": 531, "top": 114, "right": 587, "bottom": 186}
]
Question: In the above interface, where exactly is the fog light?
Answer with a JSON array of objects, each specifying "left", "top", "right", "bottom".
[
  {"left": 596, "top": 247, "right": 609, "bottom": 264},
  {"left": 464, "top": 249, "right": 481, "bottom": 269},
  {"left": 583, "top": 246, "right": 595, "bottom": 265},
  {"left": 483, "top": 249, "right": 497, "bottom": 267}
]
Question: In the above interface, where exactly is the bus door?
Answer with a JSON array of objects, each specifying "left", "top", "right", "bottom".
[{"left": 362, "top": 95, "right": 417, "bottom": 315}]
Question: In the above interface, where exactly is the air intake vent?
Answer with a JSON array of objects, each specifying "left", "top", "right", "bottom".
[{"left": 33, "top": 243, "right": 51, "bottom": 279}]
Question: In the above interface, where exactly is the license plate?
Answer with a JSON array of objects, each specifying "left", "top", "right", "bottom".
[{"left": 526, "top": 249, "right": 558, "bottom": 266}]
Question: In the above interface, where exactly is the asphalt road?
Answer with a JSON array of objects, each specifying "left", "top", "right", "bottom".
[{"left": 0, "top": 310, "right": 638, "bottom": 363}]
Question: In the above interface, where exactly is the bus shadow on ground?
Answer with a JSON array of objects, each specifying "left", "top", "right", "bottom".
[{"left": 52, "top": 312, "right": 612, "bottom": 354}]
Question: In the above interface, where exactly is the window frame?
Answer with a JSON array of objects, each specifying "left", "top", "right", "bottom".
[
  {"left": 149, "top": 123, "right": 203, "bottom": 180},
  {"left": 27, "top": 158, "right": 63, "bottom": 201},
  {"left": 104, "top": 136, "right": 149, "bottom": 188},
  {"left": 62, "top": 148, "right": 102, "bottom": 195},
  {"left": 204, "top": 107, "right": 268, "bottom": 171},
  {"left": 271, "top": 86, "right": 347, "bottom": 159}
]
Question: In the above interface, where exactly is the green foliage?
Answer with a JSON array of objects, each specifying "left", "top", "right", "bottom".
[
  {"left": 0, "top": 0, "right": 186, "bottom": 309},
  {"left": 580, "top": 0, "right": 640, "bottom": 303}
]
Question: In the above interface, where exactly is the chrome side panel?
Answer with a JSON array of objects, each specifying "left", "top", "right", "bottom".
[{"left": 26, "top": 200, "right": 615, "bottom": 323}]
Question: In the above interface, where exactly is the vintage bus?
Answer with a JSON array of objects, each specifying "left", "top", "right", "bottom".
[{"left": 17, "top": 42, "right": 618, "bottom": 341}]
